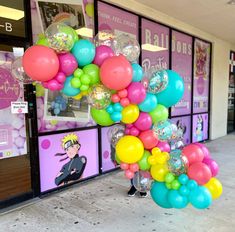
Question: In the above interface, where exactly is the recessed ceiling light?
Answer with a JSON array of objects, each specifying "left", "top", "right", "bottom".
[
  {"left": 227, "top": 0, "right": 235, "bottom": 5},
  {"left": 142, "top": 44, "right": 167, "bottom": 52},
  {"left": 0, "top": 5, "right": 24, "bottom": 20}
]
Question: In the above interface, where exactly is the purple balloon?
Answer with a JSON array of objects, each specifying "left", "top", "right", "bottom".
[
  {"left": 195, "top": 143, "right": 211, "bottom": 160},
  {"left": 93, "top": 45, "right": 114, "bottom": 66},
  {"left": 130, "top": 126, "right": 140, "bottom": 136},
  {"left": 134, "top": 112, "right": 152, "bottom": 131},
  {"left": 157, "top": 141, "right": 171, "bottom": 153},
  {"left": 127, "top": 82, "right": 146, "bottom": 104},
  {"left": 203, "top": 158, "right": 219, "bottom": 177},
  {"left": 58, "top": 53, "right": 78, "bottom": 76}
]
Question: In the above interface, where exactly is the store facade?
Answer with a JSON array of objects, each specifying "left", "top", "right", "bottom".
[{"left": 0, "top": 0, "right": 233, "bottom": 208}]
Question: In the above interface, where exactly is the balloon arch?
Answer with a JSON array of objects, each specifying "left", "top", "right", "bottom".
[{"left": 14, "top": 23, "right": 222, "bottom": 209}]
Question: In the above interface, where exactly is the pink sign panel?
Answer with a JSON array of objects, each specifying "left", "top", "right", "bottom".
[
  {"left": 171, "top": 30, "right": 192, "bottom": 116},
  {"left": 193, "top": 39, "right": 210, "bottom": 113},
  {"left": 98, "top": 1, "right": 139, "bottom": 38},
  {"left": 38, "top": 129, "right": 99, "bottom": 192},
  {"left": 141, "top": 18, "right": 169, "bottom": 73}
]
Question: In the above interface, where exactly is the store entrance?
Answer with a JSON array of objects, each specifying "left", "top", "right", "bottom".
[{"left": 227, "top": 72, "right": 235, "bottom": 133}]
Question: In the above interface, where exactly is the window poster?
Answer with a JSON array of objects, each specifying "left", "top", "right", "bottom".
[
  {"left": 170, "top": 116, "right": 191, "bottom": 149},
  {"left": 192, "top": 113, "right": 209, "bottom": 143},
  {"left": 193, "top": 39, "right": 210, "bottom": 113},
  {"left": 141, "top": 18, "right": 169, "bottom": 73},
  {"left": 0, "top": 51, "right": 27, "bottom": 159},
  {"left": 38, "top": 128, "right": 99, "bottom": 192},
  {"left": 101, "top": 126, "right": 119, "bottom": 173},
  {"left": 171, "top": 31, "right": 192, "bottom": 116},
  {"left": 98, "top": 1, "right": 139, "bottom": 38}
]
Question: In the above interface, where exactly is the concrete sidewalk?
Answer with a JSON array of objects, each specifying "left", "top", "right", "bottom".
[{"left": 0, "top": 134, "right": 235, "bottom": 232}]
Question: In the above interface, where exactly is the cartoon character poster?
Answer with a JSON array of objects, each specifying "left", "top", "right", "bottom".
[
  {"left": 39, "top": 129, "right": 99, "bottom": 192},
  {"left": 192, "top": 113, "right": 209, "bottom": 142}
]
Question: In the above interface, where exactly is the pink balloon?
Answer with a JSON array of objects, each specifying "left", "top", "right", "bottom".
[
  {"left": 120, "top": 98, "right": 130, "bottom": 107},
  {"left": 139, "top": 130, "right": 158, "bottom": 150},
  {"left": 188, "top": 162, "right": 212, "bottom": 185},
  {"left": 118, "top": 89, "right": 128, "bottom": 98},
  {"left": 126, "top": 124, "right": 133, "bottom": 129},
  {"left": 47, "top": 79, "right": 61, "bottom": 91},
  {"left": 125, "top": 170, "right": 134, "bottom": 179},
  {"left": 100, "top": 55, "right": 132, "bottom": 90},
  {"left": 203, "top": 158, "right": 219, "bottom": 177},
  {"left": 129, "top": 163, "right": 139, "bottom": 172},
  {"left": 194, "top": 143, "right": 211, "bottom": 160},
  {"left": 182, "top": 144, "right": 204, "bottom": 166},
  {"left": 58, "top": 53, "right": 78, "bottom": 76},
  {"left": 125, "top": 128, "right": 131, "bottom": 135},
  {"left": 120, "top": 163, "right": 129, "bottom": 170},
  {"left": 111, "top": 94, "right": 120, "bottom": 103},
  {"left": 127, "top": 82, "right": 146, "bottom": 104},
  {"left": 54, "top": 72, "right": 66, "bottom": 83},
  {"left": 23, "top": 45, "right": 59, "bottom": 82},
  {"left": 93, "top": 45, "right": 114, "bottom": 67},
  {"left": 130, "top": 126, "right": 140, "bottom": 136},
  {"left": 42, "top": 81, "right": 49, "bottom": 88},
  {"left": 157, "top": 141, "right": 171, "bottom": 153},
  {"left": 134, "top": 112, "right": 152, "bottom": 131}
]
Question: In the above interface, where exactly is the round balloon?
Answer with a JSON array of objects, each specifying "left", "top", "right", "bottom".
[
  {"left": 132, "top": 63, "right": 143, "bottom": 82},
  {"left": 107, "top": 124, "right": 125, "bottom": 148},
  {"left": 100, "top": 55, "right": 132, "bottom": 90},
  {"left": 138, "top": 150, "right": 151, "bottom": 170},
  {"left": 94, "top": 30, "right": 116, "bottom": 47},
  {"left": 139, "top": 130, "right": 158, "bottom": 150},
  {"left": 153, "top": 120, "right": 173, "bottom": 141},
  {"left": 116, "top": 136, "right": 144, "bottom": 164},
  {"left": 156, "top": 70, "right": 184, "bottom": 108},
  {"left": 150, "top": 163, "right": 169, "bottom": 182},
  {"left": 62, "top": 76, "right": 81, "bottom": 96},
  {"left": 138, "top": 93, "right": 158, "bottom": 112},
  {"left": 182, "top": 144, "right": 204, "bottom": 165},
  {"left": 23, "top": 45, "right": 59, "bottom": 82},
  {"left": 134, "top": 112, "right": 152, "bottom": 131},
  {"left": 121, "top": 104, "right": 139, "bottom": 124},
  {"left": 127, "top": 82, "right": 146, "bottom": 104},
  {"left": 168, "top": 190, "right": 188, "bottom": 209},
  {"left": 58, "top": 53, "right": 78, "bottom": 76},
  {"left": 204, "top": 177, "right": 223, "bottom": 199},
  {"left": 93, "top": 45, "right": 114, "bottom": 66},
  {"left": 149, "top": 104, "right": 169, "bottom": 124},
  {"left": 91, "top": 108, "right": 114, "bottom": 126},
  {"left": 133, "top": 171, "right": 152, "bottom": 192},
  {"left": 83, "top": 64, "right": 100, "bottom": 85}
]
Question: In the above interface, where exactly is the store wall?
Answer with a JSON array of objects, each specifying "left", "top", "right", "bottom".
[{"left": 107, "top": 0, "right": 235, "bottom": 140}]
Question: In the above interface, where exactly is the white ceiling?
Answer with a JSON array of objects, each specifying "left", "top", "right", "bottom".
[{"left": 135, "top": 0, "right": 235, "bottom": 44}]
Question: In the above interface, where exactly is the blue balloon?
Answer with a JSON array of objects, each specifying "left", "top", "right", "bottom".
[
  {"left": 111, "top": 112, "right": 122, "bottom": 122},
  {"left": 187, "top": 180, "right": 198, "bottom": 190},
  {"left": 138, "top": 93, "right": 158, "bottom": 112},
  {"left": 54, "top": 108, "right": 60, "bottom": 115},
  {"left": 106, "top": 105, "right": 114, "bottom": 114},
  {"left": 113, "top": 103, "right": 123, "bottom": 112},
  {"left": 62, "top": 76, "right": 81, "bottom": 97},
  {"left": 178, "top": 174, "right": 189, "bottom": 185},
  {"left": 150, "top": 181, "right": 172, "bottom": 208},
  {"left": 168, "top": 190, "right": 189, "bottom": 209},
  {"left": 189, "top": 186, "right": 212, "bottom": 209},
  {"left": 71, "top": 39, "right": 95, "bottom": 67},
  {"left": 156, "top": 70, "right": 184, "bottom": 108},
  {"left": 132, "top": 63, "right": 143, "bottom": 82},
  {"left": 60, "top": 102, "right": 67, "bottom": 111},
  {"left": 179, "top": 186, "right": 190, "bottom": 196}
]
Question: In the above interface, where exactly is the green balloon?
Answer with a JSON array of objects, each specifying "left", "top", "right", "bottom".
[
  {"left": 115, "top": 153, "right": 121, "bottom": 164},
  {"left": 165, "top": 172, "right": 175, "bottom": 183},
  {"left": 91, "top": 108, "right": 114, "bottom": 126},
  {"left": 36, "top": 37, "right": 49, "bottom": 47},
  {"left": 165, "top": 182, "right": 172, "bottom": 190},
  {"left": 80, "top": 84, "right": 89, "bottom": 91},
  {"left": 71, "top": 77, "right": 81, "bottom": 88},
  {"left": 74, "top": 68, "right": 84, "bottom": 78},
  {"left": 83, "top": 64, "right": 100, "bottom": 85},
  {"left": 60, "top": 26, "right": 79, "bottom": 42},
  {"left": 35, "top": 83, "right": 45, "bottom": 97},
  {"left": 80, "top": 74, "right": 91, "bottom": 85},
  {"left": 138, "top": 150, "right": 151, "bottom": 170},
  {"left": 149, "top": 104, "right": 169, "bottom": 124},
  {"left": 171, "top": 179, "right": 181, "bottom": 190}
]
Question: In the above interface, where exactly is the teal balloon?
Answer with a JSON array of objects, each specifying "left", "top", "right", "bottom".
[
  {"left": 189, "top": 186, "right": 212, "bottom": 209},
  {"left": 150, "top": 181, "right": 172, "bottom": 208},
  {"left": 178, "top": 174, "right": 189, "bottom": 185},
  {"left": 168, "top": 190, "right": 189, "bottom": 209},
  {"left": 132, "top": 63, "right": 143, "bottom": 82},
  {"left": 62, "top": 76, "right": 81, "bottom": 97},
  {"left": 187, "top": 180, "right": 198, "bottom": 190},
  {"left": 71, "top": 39, "right": 95, "bottom": 67},
  {"left": 111, "top": 111, "right": 122, "bottom": 122},
  {"left": 179, "top": 186, "right": 190, "bottom": 196},
  {"left": 113, "top": 103, "right": 123, "bottom": 112},
  {"left": 138, "top": 93, "right": 158, "bottom": 112},
  {"left": 156, "top": 70, "right": 184, "bottom": 108}
]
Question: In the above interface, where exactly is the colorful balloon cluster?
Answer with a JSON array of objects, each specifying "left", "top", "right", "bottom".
[{"left": 22, "top": 23, "right": 222, "bottom": 210}]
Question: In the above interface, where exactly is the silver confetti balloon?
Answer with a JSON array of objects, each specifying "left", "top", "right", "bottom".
[
  {"left": 133, "top": 171, "right": 152, "bottom": 192},
  {"left": 107, "top": 124, "right": 125, "bottom": 148}
]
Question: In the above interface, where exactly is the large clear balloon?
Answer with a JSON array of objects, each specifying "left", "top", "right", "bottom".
[
  {"left": 113, "top": 34, "right": 140, "bottom": 62},
  {"left": 11, "top": 57, "right": 32, "bottom": 84},
  {"left": 153, "top": 120, "right": 173, "bottom": 141},
  {"left": 87, "top": 84, "right": 111, "bottom": 109},
  {"left": 107, "top": 124, "right": 125, "bottom": 148},
  {"left": 143, "top": 70, "right": 169, "bottom": 94},
  {"left": 94, "top": 30, "right": 116, "bottom": 47},
  {"left": 45, "top": 23, "right": 77, "bottom": 53},
  {"left": 133, "top": 171, "right": 152, "bottom": 192}
]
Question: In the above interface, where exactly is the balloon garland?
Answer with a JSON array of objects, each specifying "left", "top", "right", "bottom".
[{"left": 19, "top": 23, "right": 222, "bottom": 209}]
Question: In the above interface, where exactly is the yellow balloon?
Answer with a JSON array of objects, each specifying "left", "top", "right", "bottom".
[
  {"left": 151, "top": 147, "right": 161, "bottom": 156},
  {"left": 85, "top": 3, "right": 94, "bottom": 18},
  {"left": 148, "top": 155, "right": 157, "bottom": 165},
  {"left": 204, "top": 177, "right": 223, "bottom": 199},
  {"left": 50, "top": 120, "right": 58, "bottom": 126},
  {"left": 150, "top": 163, "right": 169, "bottom": 182},
  {"left": 121, "top": 104, "right": 139, "bottom": 124},
  {"left": 155, "top": 153, "right": 168, "bottom": 165},
  {"left": 116, "top": 135, "right": 144, "bottom": 164},
  {"left": 73, "top": 93, "right": 83, "bottom": 100}
]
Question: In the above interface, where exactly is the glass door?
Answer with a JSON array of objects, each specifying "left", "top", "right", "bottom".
[{"left": 227, "top": 73, "right": 235, "bottom": 133}]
